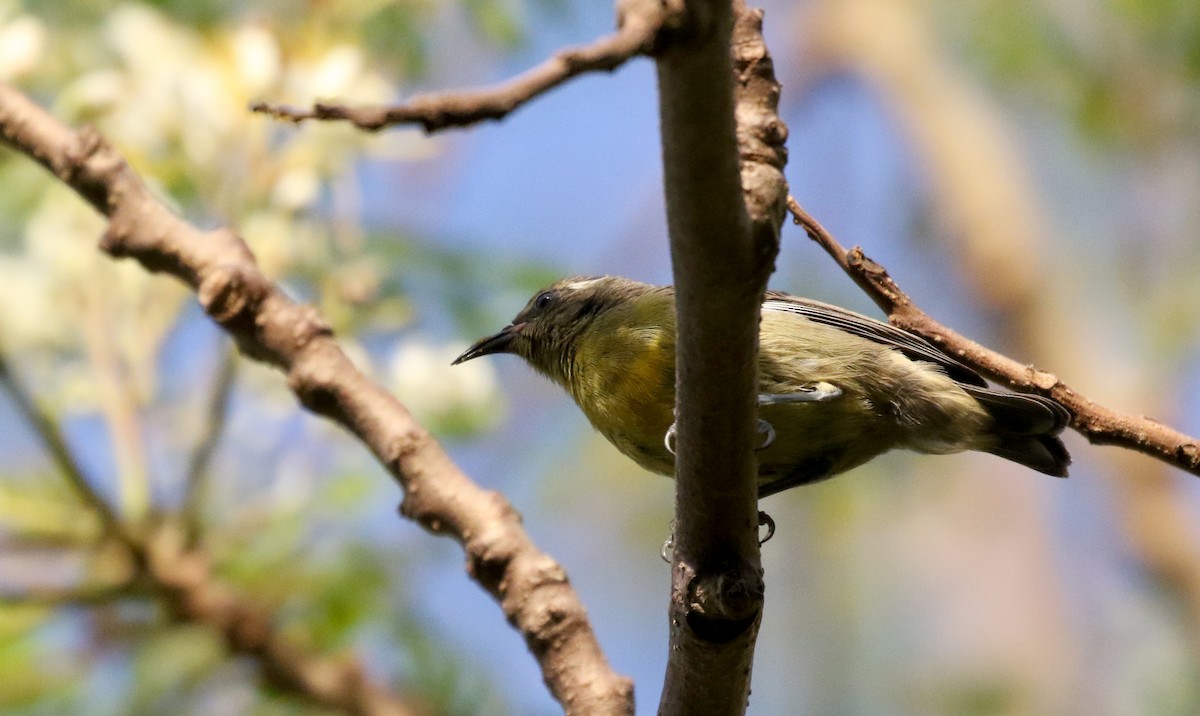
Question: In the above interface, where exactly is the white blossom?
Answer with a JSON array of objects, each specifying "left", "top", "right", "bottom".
[
  {"left": 389, "top": 337, "right": 501, "bottom": 432},
  {"left": 0, "top": 13, "right": 43, "bottom": 81}
]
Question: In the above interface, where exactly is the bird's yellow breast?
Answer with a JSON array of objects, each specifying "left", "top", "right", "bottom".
[{"left": 569, "top": 322, "right": 677, "bottom": 474}]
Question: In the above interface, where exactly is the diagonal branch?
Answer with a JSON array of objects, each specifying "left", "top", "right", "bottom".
[
  {"left": 0, "top": 582, "right": 145, "bottom": 606},
  {"left": 0, "top": 347, "right": 135, "bottom": 549},
  {"left": 137, "top": 527, "right": 419, "bottom": 716},
  {"left": 182, "top": 345, "right": 237, "bottom": 545},
  {"left": 787, "top": 197, "right": 1200, "bottom": 476},
  {"left": 0, "top": 345, "right": 424, "bottom": 713},
  {"left": 0, "top": 534, "right": 423, "bottom": 715},
  {"left": 0, "top": 81, "right": 632, "bottom": 714},
  {"left": 251, "top": 0, "right": 676, "bottom": 133}
]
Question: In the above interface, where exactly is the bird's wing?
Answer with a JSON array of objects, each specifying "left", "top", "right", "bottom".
[{"left": 761, "top": 292, "right": 988, "bottom": 387}]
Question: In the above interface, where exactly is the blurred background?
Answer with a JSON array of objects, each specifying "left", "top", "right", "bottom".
[{"left": 2, "top": 0, "right": 1200, "bottom": 713}]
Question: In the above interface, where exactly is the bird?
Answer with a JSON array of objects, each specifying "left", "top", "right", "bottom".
[{"left": 452, "top": 276, "right": 1070, "bottom": 496}]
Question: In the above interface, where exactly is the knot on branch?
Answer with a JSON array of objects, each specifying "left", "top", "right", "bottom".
[
  {"left": 1027, "top": 367, "right": 1060, "bottom": 391},
  {"left": 283, "top": 304, "right": 336, "bottom": 350},
  {"left": 524, "top": 591, "right": 576, "bottom": 655},
  {"left": 389, "top": 426, "right": 432, "bottom": 478},
  {"left": 198, "top": 263, "right": 269, "bottom": 324},
  {"left": 635, "top": 0, "right": 717, "bottom": 51},
  {"left": 681, "top": 564, "right": 764, "bottom": 644},
  {"left": 465, "top": 524, "right": 521, "bottom": 596},
  {"left": 1177, "top": 443, "right": 1200, "bottom": 469},
  {"left": 286, "top": 347, "right": 349, "bottom": 417},
  {"left": 61, "top": 126, "right": 113, "bottom": 193},
  {"left": 61, "top": 125, "right": 103, "bottom": 173},
  {"left": 97, "top": 218, "right": 135, "bottom": 258},
  {"left": 619, "top": 0, "right": 687, "bottom": 40}
]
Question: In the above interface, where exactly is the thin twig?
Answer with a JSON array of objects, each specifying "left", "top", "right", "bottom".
[
  {"left": 182, "top": 345, "right": 237, "bottom": 545},
  {"left": 251, "top": 0, "right": 673, "bottom": 133},
  {"left": 80, "top": 279, "right": 150, "bottom": 521},
  {"left": 136, "top": 527, "right": 418, "bottom": 716},
  {"left": 0, "top": 348, "right": 136, "bottom": 548},
  {"left": 787, "top": 197, "right": 1200, "bottom": 476},
  {"left": 0, "top": 582, "right": 145, "bottom": 606},
  {"left": 0, "top": 342, "right": 418, "bottom": 711}
]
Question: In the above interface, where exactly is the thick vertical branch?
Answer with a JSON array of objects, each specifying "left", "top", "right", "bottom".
[{"left": 654, "top": 1, "right": 784, "bottom": 712}]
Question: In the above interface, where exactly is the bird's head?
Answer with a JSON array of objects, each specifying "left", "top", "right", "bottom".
[{"left": 452, "top": 275, "right": 653, "bottom": 384}]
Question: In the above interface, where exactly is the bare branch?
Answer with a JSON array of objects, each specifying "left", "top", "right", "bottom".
[
  {"left": 80, "top": 282, "right": 151, "bottom": 520},
  {"left": 0, "top": 342, "right": 421, "bottom": 712},
  {"left": 251, "top": 0, "right": 676, "bottom": 133},
  {"left": 0, "top": 534, "right": 420, "bottom": 715},
  {"left": 182, "top": 345, "right": 237, "bottom": 545},
  {"left": 136, "top": 527, "right": 418, "bottom": 716},
  {"left": 655, "top": 1, "right": 786, "bottom": 712},
  {"left": 0, "top": 347, "right": 136, "bottom": 549},
  {"left": 0, "top": 82, "right": 632, "bottom": 714},
  {"left": 0, "top": 582, "right": 144, "bottom": 607},
  {"left": 788, "top": 198, "right": 1200, "bottom": 476}
]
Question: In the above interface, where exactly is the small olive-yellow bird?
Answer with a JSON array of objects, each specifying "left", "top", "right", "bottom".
[{"left": 453, "top": 276, "right": 1070, "bottom": 496}]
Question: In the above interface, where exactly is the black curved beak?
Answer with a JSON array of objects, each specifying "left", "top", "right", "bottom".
[{"left": 452, "top": 323, "right": 525, "bottom": 365}]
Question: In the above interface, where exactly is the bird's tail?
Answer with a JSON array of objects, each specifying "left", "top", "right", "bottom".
[{"left": 961, "top": 385, "right": 1072, "bottom": 477}]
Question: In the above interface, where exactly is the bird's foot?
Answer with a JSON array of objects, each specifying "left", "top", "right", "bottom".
[
  {"left": 665, "top": 419, "right": 775, "bottom": 455},
  {"left": 660, "top": 520, "right": 676, "bottom": 563},
  {"left": 758, "top": 510, "right": 776, "bottom": 545},
  {"left": 756, "top": 419, "right": 776, "bottom": 450},
  {"left": 661, "top": 514, "right": 774, "bottom": 562}
]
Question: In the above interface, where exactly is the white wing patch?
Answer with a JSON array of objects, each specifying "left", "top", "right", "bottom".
[{"left": 564, "top": 278, "right": 604, "bottom": 291}]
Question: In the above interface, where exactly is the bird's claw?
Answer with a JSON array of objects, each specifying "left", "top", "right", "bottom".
[
  {"left": 662, "top": 515, "right": 773, "bottom": 561},
  {"left": 660, "top": 519, "right": 676, "bottom": 563},
  {"left": 757, "top": 419, "right": 776, "bottom": 450},
  {"left": 666, "top": 419, "right": 774, "bottom": 453},
  {"left": 758, "top": 511, "right": 776, "bottom": 545}
]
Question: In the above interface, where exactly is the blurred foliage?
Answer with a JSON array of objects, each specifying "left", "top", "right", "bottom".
[
  {"left": 941, "top": 0, "right": 1200, "bottom": 148},
  {"left": 933, "top": 0, "right": 1200, "bottom": 361},
  {"left": 13, "top": 0, "right": 1200, "bottom": 714},
  {"left": 0, "top": 0, "right": 550, "bottom": 713},
  {"left": 463, "top": 0, "right": 525, "bottom": 49}
]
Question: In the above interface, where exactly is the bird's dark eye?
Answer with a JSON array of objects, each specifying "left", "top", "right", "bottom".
[{"left": 535, "top": 291, "right": 554, "bottom": 310}]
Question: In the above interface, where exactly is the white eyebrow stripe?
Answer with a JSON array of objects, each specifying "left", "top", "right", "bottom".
[{"left": 564, "top": 278, "right": 602, "bottom": 290}]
